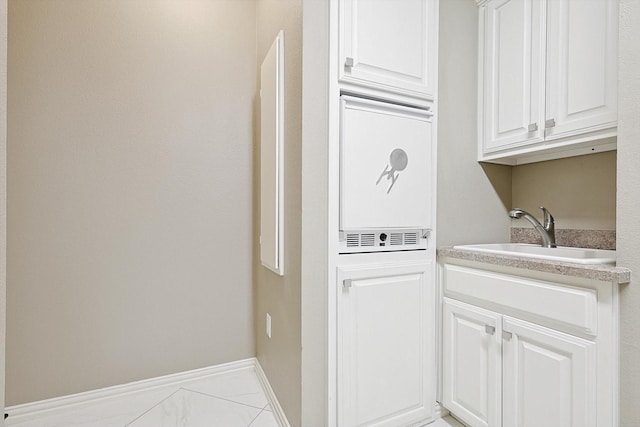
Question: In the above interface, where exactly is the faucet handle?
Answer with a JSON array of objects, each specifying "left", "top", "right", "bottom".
[{"left": 539, "top": 206, "right": 555, "bottom": 230}]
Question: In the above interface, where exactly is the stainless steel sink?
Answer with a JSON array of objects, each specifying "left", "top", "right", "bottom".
[{"left": 453, "top": 243, "right": 616, "bottom": 265}]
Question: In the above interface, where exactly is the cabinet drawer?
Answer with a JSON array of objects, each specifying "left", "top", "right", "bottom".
[{"left": 443, "top": 264, "right": 597, "bottom": 336}]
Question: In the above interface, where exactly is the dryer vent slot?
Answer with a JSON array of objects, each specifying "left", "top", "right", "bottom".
[
  {"left": 390, "top": 233, "right": 404, "bottom": 246},
  {"left": 346, "top": 234, "right": 360, "bottom": 247},
  {"left": 360, "top": 234, "right": 375, "bottom": 246},
  {"left": 404, "top": 232, "right": 418, "bottom": 245}
]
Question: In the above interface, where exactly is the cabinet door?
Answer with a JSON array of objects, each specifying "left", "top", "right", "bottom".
[
  {"left": 502, "top": 316, "right": 596, "bottom": 427},
  {"left": 339, "top": 0, "right": 437, "bottom": 99},
  {"left": 442, "top": 299, "right": 501, "bottom": 427},
  {"left": 337, "top": 261, "right": 434, "bottom": 427},
  {"left": 480, "top": 0, "right": 546, "bottom": 153},
  {"left": 545, "top": 0, "right": 618, "bottom": 140}
]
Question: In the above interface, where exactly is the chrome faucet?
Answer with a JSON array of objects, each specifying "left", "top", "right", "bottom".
[{"left": 509, "top": 207, "right": 557, "bottom": 248}]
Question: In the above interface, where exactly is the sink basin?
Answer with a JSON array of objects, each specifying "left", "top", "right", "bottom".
[{"left": 453, "top": 243, "right": 616, "bottom": 265}]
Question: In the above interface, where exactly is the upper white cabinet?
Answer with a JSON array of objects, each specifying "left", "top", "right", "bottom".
[
  {"left": 339, "top": 0, "right": 438, "bottom": 104},
  {"left": 545, "top": 0, "right": 618, "bottom": 139},
  {"left": 477, "top": 0, "right": 618, "bottom": 165},
  {"left": 480, "top": 0, "right": 545, "bottom": 155}
]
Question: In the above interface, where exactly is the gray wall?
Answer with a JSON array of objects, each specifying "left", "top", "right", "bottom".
[
  {"left": 254, "top": 0, "right": 302, "bottom": 426},
  {"left": 511, "top": 152, "right": 616, "bottom": 230},
  {"left": 436, "top": 0, "right": 511, "bottom": 248},
  {"left": 7, "top": 0, "right": 256, "bottom": 405},
  {"left": 617, "top": 0, "right": 640, "bottom": 424}
]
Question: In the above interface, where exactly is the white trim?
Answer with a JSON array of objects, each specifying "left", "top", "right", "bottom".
[
  {"left": 4, "top": 358, "right": 291, "bottom": 426},
  {"left": 255, "top": 360, "right": 292, "bottom": 427},
  {"left": 611, "top": 282, "right": 621, "bottom": 427},
  {"left": 327, "top": 0, "right": 341, "bottom": 425}
]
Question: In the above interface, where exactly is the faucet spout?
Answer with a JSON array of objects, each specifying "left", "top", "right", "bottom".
[{"left": 508, "top": 207, "right": 557, "bottom": 248}]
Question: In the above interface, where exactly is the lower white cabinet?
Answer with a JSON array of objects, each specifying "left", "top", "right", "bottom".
[
  {"left": 338, "top": 259, "right": 435, "bottom": 427},
  {"left": 502, "top": 316, "right": 595, "bottom": 427},
  {"left": 443, "top": 299, "right": 596, "bottom": 427},
  {"left": 442, "top": 299, "right": 500, "bottom": 427},
  {"left": 440, "top": 261, "right": 618, "bottom": 427}
]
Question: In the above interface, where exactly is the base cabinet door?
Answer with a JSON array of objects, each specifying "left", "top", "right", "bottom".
[
  {"left": 442, "top": 299, "right": 501, "bottom": 427},
  {"left": 442, "top": 302, "right": 597, "bottom": 427},
  {"left": 502, "top": 316, "right": 597, "bottom": 427},
  {"left": 338, "top": 261, "right": 434, "bottom": 427}
]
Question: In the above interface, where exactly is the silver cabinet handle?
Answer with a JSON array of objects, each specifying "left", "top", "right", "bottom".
[
  {"left": 345, "top": 57, "right": 354, "bottom": 69},
  {"left": 502, "top": 331, "right": 513, "bottom": 341},
  {"left": 545, "top": 118, "right": 556, "bottom": 128},
  {"left": 343, "top": 279, "right": 352, "bottom": 289},
  {"left": 528, "top": 123, "right": 538, "bottom": 132},
  {"left": 485, "top": 325, "right": 496, "bottom": 335}
]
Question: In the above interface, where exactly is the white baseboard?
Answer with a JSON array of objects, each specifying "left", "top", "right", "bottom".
[
  {"left": 5, "top": 357, "right": 290, "bottom": 426},
  {"left": 255, "top": 359, "right": 292, "bottom": 427}
]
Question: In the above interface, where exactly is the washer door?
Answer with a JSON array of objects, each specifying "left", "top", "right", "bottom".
[{"left": 340, "top": 96, "right": 433, "bottom": 231}]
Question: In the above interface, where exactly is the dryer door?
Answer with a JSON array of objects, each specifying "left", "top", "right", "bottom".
[{"left": 340, "top": 95, "right": 433, "bottom": 231}]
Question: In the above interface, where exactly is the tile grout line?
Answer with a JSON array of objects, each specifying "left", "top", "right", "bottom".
[
  {"left": 124, "top": 388, "right": 183, "bottom": 426},
  {"left": 247, "top": 402, "right": 275, "bottom": 427},
  {"left": 180, "top": 387, "right": 268, "bottom": 411},
  {"left": 125, "top": 387, "right": 270, "bottom": 427},
  {"left": 246, "top": 408, "right": 266, "bottom": 427}
]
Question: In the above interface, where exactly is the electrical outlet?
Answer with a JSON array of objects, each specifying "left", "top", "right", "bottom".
[{"left": 266, "top": 313, "right": 272, "bottom": 339}]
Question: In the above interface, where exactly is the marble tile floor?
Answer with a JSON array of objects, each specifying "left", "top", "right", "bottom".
[
  {"left": 5, "top": 367, "right": 278, "bottom": 427},
  {"left": 5, "top": 363, "right": 466, "bottom": 427}
]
